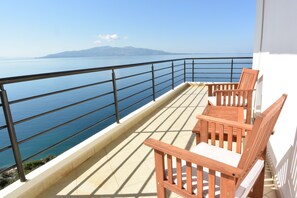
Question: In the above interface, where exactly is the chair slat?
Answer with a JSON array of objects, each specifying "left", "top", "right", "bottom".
[
  {"left": 236, "top": 128, "right": 242, "bottom": 154},
  {"left": 227, "top": 126, "right": 233, "bottom": 151},
  {"left": 218, "top": 124, "right": 224, "bottom": 148},
  {"left": 167, "top": 154, "right": 173, "bottom": 183},
  {"left": 176, "top": 158, "right": 182, "bottom": 188},
  {"left": 208, "top": 169, "right": 216, "bottom": 197},
  {"left": 210, "top": 122, "right": 216, "bottom": 145},
  {"left": 186, "top": 161, "right": 193, "bottom": 194},
  {"left": 197, "top": 165, "right": 203, "bottom": 198}
]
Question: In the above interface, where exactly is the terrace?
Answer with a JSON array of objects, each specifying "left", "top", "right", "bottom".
[{"left": 0, "top": 57, "right": 279, "bottom": 197}]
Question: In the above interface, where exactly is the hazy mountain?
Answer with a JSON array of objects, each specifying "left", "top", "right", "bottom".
[{"left": 39, "top": 46, "right": 179, "bottom": 58}]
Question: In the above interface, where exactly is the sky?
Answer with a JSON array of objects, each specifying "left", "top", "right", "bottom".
[{"left": 0, "top": 0, "right": 256, "bottom": 58}]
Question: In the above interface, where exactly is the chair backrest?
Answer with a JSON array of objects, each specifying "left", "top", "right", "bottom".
[
  {"left": 237, "top": 68, "right": 259, "bottom": 90},
  {"left": 237, "top": 94, "right": 287, "bottom": 185}
]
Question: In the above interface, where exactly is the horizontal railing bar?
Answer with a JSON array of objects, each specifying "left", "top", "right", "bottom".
[
  {"left": 17, "top": 102, "right": 115, "bottom": 145},
  {"left": 116, "top": 70, "right": 151, "bottom": 80},
  {"left": 119, "top": 94, "right": 153, "bottom": 113},
  {"left": 193, "top": 72, "right": 241, "bottom": 75},
  {"left": 13, "top": 91, "right": 114, "bottom": 126},
  {"left": 118, "top": 86, "right": 152, "bottom": 103},
  {"left": 0, "top": 144, "right": 12, "bottom": 153},
  {"left": 9, "top": 79, "right": 112, "bottom": 105},
  {"left": 175, "top": 73, "right": 184, "bottom": 79},
  {"left": 0, "top": 125, "right": 7, "bottom": 130},
  {"left": 155, "top": 78, "right": 172, "bottom": 87},
  {"left": 155, "top": 84, "right": 172, "bottom": 94},
  {"left": 173, "top": 63, "right": 184, "bottom": 67},
  {"left": 192, "top": 63, "right": 233, "bottom": 65},
  {"left": 174, "top": 68, "right": 184, "bottom": 73},
  {"left": 174, "top": 78, "right": 184, "bottom": 85},
  {"left": 185, "top": 67, "right": 250, "bottom": 70},
  {"left": 21, "top": 113, "right": 116, "bottom": 163},
  {"left": 154, "top": 65, "right": 172, "bottom": 72},
  {"left": 175, "top": 78, "right": 184, "bottom": 84},
  {"left": 194, "top": 77, "right": 233, "bottom": 79},
  {"left": 185, "top": 67, "right": 230, "bottom": 70},
  {"left": 190, "top": 62, "right": 252, "bottom": 65},
  {"left": 154, "top": 72, "right": 171, "bottom": 80},
  {"left": 117, "top": 79, "right": 151, "bottom": 92},
  {"left": 188, "top": 57, "right": 252, "bottom": 60}
]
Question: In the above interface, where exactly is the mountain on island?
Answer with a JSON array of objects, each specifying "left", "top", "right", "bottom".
[{"left": 40, "top": 46, "right": 179, "bottom": 58}]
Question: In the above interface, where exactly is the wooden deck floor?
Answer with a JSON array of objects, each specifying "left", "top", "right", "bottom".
[{"left": 39, "top": 84, "right": 278, "bottom": 198}]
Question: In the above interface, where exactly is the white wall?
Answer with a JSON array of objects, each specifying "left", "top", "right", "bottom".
[{"left": 253, "top": 0, "right": 297, "bottom": 197}]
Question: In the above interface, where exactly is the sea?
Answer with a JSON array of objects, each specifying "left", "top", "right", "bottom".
[{"left": 0, "top": 53, "right": 252, "bottom": 169}]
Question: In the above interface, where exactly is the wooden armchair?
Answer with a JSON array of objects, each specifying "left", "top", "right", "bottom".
[
  {"left": 144, "top": 94, "right": 287, "bottom": 197},
  {"left": 207, "top": 68, "right": 259, "bottom": 124}
]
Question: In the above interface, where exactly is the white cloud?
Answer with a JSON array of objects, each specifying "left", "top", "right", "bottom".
[
  {"left": 94, "top": 40, "right": 102, "bottom": 44},
  {"left": 98, "top": 34, "right": 119, "bottom": 41}
]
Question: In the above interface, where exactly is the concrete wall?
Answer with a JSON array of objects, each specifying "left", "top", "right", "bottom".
[{"left": 253, "top": 0, "right": 297, "bottom": 197}]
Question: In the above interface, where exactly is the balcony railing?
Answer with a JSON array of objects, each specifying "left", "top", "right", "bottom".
[{"left": 0, "top": 56, "right": 252, "bottom": 184}]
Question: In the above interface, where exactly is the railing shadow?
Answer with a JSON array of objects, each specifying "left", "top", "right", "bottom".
[
  {"left": 268, "top": 127, "right": 297, "bottom": 197},
  {"left": 38, "top": 84, "right": 208, "bottom": 197}
]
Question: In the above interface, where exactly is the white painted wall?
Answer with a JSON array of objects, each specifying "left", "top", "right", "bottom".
[{"left": 253, "top": 0, "right": 297, "bottom": 197}]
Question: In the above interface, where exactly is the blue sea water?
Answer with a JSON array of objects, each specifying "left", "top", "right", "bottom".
[{"left": 0, "top": 54, "right": 251, "bottom": 168}]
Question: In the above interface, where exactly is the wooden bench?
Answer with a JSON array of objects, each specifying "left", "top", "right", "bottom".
[
  {"left": 207, "top": 68, "right": 259, "bottom": 124},
  {"left": 144, "top": 94, "right": 287, "bottom": 197}
]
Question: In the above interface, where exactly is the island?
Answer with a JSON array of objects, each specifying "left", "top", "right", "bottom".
[{"left": 39, "top": 46, "right": 180, "bottom": 58}]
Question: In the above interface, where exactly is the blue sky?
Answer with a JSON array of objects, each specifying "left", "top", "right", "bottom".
[{"left": 0, "top": 0, "right": 256, "bottom": 57}]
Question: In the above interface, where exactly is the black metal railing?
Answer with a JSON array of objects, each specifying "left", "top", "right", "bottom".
[{"left": 0, "top": 56, "right": 252, "bottom": 183}]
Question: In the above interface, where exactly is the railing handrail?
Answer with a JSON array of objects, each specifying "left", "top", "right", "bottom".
[{"left": 0, "top": 57, "right": 252, "bottom": 85}]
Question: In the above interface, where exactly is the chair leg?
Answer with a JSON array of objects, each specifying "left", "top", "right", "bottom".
[
  {"left": 250, "top": 166, "right": 265, "bottom": 197},
  {"left": 249, "top": 150, "right": 267, "bottom": 197},
  {"left": 196, "top": 133, "right": 201, "bottom": 144},
  {"left": 156, "top": 183, "right": 166, "bottom": 198},
  {"left": 246, "top": 107, "right": 252, "bottom": 124},
  {"left": 154, "top": 150, "right": 166, "bottom": 198}
]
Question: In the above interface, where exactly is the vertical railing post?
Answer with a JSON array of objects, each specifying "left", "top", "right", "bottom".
[
  {"left": 171, "top": 61, "right": 174, "bottom": 90},
  {"left": 151, "top": 64, "right": 156, "bottom": 101},
  {"left": 183, "top": 59, "right": 186, "bottom": 82},
  {"left": 230, "top": 58, "right": 234, "bottom": 82},
  {"left": 192, "top": 59, "right": 194, "bottom": 82},
  {"left": 0, "top": 85, "right": 26, "bottom": 182},
  {"left": 111, "top": 69, "right": 120, "bottom": 123}
]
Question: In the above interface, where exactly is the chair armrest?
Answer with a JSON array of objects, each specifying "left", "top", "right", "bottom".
[
  {"left": 206, "top": 82, "right": 238, "bottom": 87},
  {"left": 144, "top": 138, "right": 243, "bottom": 177},
  {"left": 197, "top": 115, "right": 253, "bottom": 131},
  {"left": 197, "top": 115, "right": 253, "bottom": 151}
]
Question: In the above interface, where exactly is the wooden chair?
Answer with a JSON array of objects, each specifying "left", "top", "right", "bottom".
[
  {"left": 207, "top": 68, "right": 259, "bottom": 124},
  {"left": 144, "top": 94, "right": 287, "bottom": 198}
]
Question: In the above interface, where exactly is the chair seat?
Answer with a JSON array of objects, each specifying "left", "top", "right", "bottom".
[
  {"left": 171, "top": 143, "right": 264, "bottom": 198},
  {"left": 208, "top": 96, "right": 248, "bottom": 107}
]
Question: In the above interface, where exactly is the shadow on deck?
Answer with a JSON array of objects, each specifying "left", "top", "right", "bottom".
[{"left": 39, "top": 85, "right": 278, "bottom": 198}]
